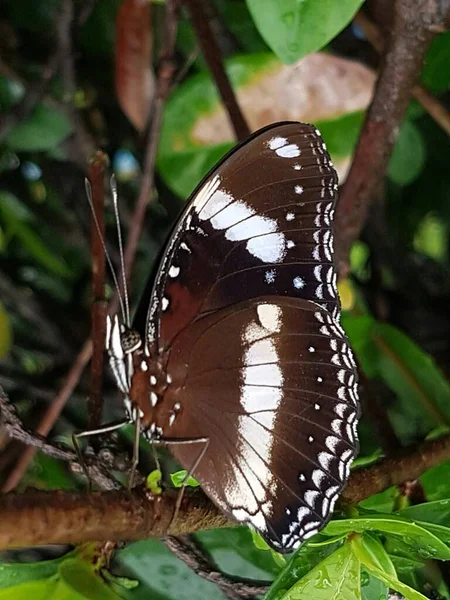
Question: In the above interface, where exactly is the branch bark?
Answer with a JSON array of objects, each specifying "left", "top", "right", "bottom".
[
  {"left": 335, "top": 0, "right": 450, "bottom": 276},
  {"left": 183, "top": 0, "right": 250, "bottom": 141},
  {"left": 2, "top": 432, "right": 450, "bottom": 550}
]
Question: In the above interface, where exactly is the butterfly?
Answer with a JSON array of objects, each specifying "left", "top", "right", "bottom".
[{"left": 105, "top": 121, "right": 360, "bottom": 553}]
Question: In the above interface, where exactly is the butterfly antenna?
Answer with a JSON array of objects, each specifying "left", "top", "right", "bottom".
[
  {"left": 85, "top": 178, "right": 127, "bottom": 324},
  {"left": 110, "top": 175, "right": 131, "bottom": 328}
]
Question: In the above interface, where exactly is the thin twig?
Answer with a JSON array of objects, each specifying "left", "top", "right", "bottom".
[
  {"left": 164, "top": 535, "right": 270, "bottom": 600},
  {"left": 1, "top": 340, "right": 92, "bottom": 492},
  {"left": 123, "top": 0, "right": 179, "bottom": 281},
  {"left": 88, "top": 152, "right": 109, "bottom": 429},
  {"left": 57, "top": 0, "right": 95, "bottom": 167},
  {"left": 183, "top": 0, "right": 250, "bottom": 142},
  {"left": 0, "top": 385, "right": 74, "bottom": 462},
  {"left": 355, "top": 10, "right": 450, "bottom": 137},
  {"left": 335, "top": 0, "right": 450, "bottom": 276}
]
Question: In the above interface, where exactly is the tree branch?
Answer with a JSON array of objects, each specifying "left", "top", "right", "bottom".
[
  {"left": 164, "top": 535, "right": 270, "bottom": 600},
  {"left": 2, "top": 432, "right": 450, "bottom": 549},
  {"left": 183, "top": 0, "right": 250, "bottom": 141},
  {"left": 354, "top": 10, "right": 450, "bottom": 137},
  {"left": 335, "top": 0, "right": 450, "bottom": 276}
]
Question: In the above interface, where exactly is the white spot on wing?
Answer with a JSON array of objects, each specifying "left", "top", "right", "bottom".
[
  {"left": 256, "top": 304, "right": 282, "bottom": 332},
  {"left": 168, "top": 265, "right": 180, "bottom": 278}
]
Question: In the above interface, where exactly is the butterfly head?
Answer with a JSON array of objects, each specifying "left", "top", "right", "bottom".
[{"left": 106, "top": 314, "right": 149, "bottom": 412}]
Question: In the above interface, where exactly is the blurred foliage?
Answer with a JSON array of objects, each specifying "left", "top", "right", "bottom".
[{"left": 0, "top": 0, "right": 450, "bottom": 599}]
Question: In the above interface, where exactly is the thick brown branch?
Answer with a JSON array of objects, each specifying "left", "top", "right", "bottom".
[
  {"left": 2, "top": 433, "right": 450, "bottom": 549},
  {"left": 336, "top": 0, "right": 450, "bottom": 275},
  {"left": 0, "top": 487, "right": 227, "bottom": 550},
  {"left": 355, "top": 10, "right": 450, "bottom": 137},
  {"left": 183, "top": 0, "right": 250, "bottom": 141},
  {"left": 341, "top": 432, "right": 450, "bottom": 504}
]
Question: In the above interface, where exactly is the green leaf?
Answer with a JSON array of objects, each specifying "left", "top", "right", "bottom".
[
  {"left": 414, "top": 213, "right": 447, "bottom": 262},
  {"left": 26, "top": 451, "right": 75, "bottom": 490},
  {"left": 360, "top": 570, "right": 388, "bottom": 600},
  {"left": 315, "top": 111, "right": 364, "bottom": 159},
  {"left": 146, "top": 469, "right": 162, "bottom": 494},
  {"left": 399, "top": 499, "right": 450, "bottom": 529},
  {"left": 324, "top": 514, "right": 450, "bottom": 560},
  {"left": 195, "top": 527, "right": 280, "bottom": 580},
  {"left": 116, "top": 539, "right": 229, "bottom": 600},
  {"left": 421, "top": 31, "right": 450, "bottom": 93},
  {"left": 5, "top": 103, "right": 72, "bottom": 152},
  {"left": 420, "top": 461, "right": 450, "bottom": 501},
  {"left": 58, "top": 558, "right": 121, "bottom": 599},
  {"left": 158, "top": 52, "right": 366, "bottom": 198},
  {"left": 352, "top": 536, "right": 428, "bottom": 600},
  {"left": 265, "top": 540, "right": 342, "bottom": 600},
  {"left": 342, "top": 314, "right": 450, "bottom": 439},
  {"left": 0, "top": 578, "right": 58, "bottom": 600},
  {"left": 0, "top": 557, "right": 61, "bottom": 591},
  {"left": 278, "top": 543, "right": 360, "bottom": 599},
  {"left": 245, "top": 0, "right": 364, "bottom": 64},
  {"left": 170, "top": 469, "right": 199, "bottom": 488},
  {"left": 0, "top": 192, "right": 71, "bottom": 277},
  {"left": 355, "top": 533, "right": 396, "bottom": 578},
  {"left": 388, "top": 119, "right": 426, "bottom": 186}
]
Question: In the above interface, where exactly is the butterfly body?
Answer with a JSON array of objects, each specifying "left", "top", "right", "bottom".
[{"left": 106, "top": 122, "right": 360, "bottom": 552}]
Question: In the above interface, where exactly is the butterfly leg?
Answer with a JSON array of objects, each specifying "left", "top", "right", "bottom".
[
  {"left": 156, "top": 437, "right": 210, "bottom": 530},
  {"left": 72, "top": 419, "right": 130, "bottom": 489},
  {"left": 127, "top": 412, "right": 141, "bottom": 490}
]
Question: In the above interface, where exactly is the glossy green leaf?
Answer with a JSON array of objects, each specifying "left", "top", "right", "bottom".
[
  {"left": 325, "top": 514, "right": 450, "bottom": 560},
  {"left": 265, "top": 540, "right": 342, "bottom": 600},
  {"left": 360, "top": 570, "right": 388, "bottom": 600},
  {"left": 399, "top": 499, "right": 450, "bottom": 528},
  {"left": 354, "top": 533, "right": 396, "bottom": 578},
  {"left": 0, "top": 192, "right": 71, "bottom": 277},
  {"left": 388, "top": 119, "right": 426, "bottom": 186},
  {"left": 249, "top": 530, "right": 286, "bottom": 568},
  {"left": 0, "top": 578, "right": 57, "bottom": 600},
  {"left": 278, "top": 543, "right": 360, "bottom": 600},
  {"left": 421, "top": 31, "right": 450, "bottom": 93},
  {"left": 352, "top": 536, "right": 428, "bottom": 600},
  {"left": 5, "top": 104, "right": 72, "bottom": 152},
  {"left": 245, "top": 0, "right": 364, "bottom": 64}
]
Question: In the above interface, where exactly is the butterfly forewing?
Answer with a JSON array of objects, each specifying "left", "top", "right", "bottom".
[
  {"left": 145, "top": 122, "right": 338, "bottom": 351},
  {"left": 164, "top": 297, "right": 359, "bottom": 551}
]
